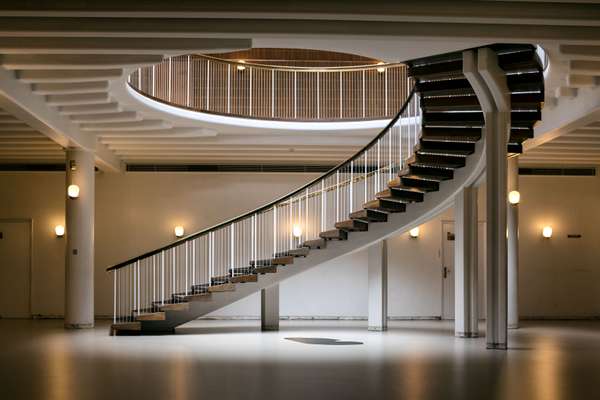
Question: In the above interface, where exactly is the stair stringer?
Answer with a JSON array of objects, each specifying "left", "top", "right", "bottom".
[{"left": 142, "top": 138, "right": 486, "bottom": 332}]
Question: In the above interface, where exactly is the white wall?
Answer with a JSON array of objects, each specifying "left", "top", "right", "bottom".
[{"left": 1, "top": 170, "right": 599, "bottom": 320}]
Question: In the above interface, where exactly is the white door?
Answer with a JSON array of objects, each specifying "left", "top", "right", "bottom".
[
  {"left": 441, "top": 221, "right": 487, "bottom": 320},
  {"left": 441, "top": 222, "right": 455, "bottom": 319},
  {"left": 0, "top": 220, "right": 31, "bottom": 318}
]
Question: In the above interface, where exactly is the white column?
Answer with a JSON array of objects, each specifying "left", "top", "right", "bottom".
[
  {"left": 261, "top": 284, "right": 279, "bottom": 331},
  {"left": 65, "top": 148, "right": 95, "bottom": 329},
  {"left": 507, "top": 156, "right": 519, "bottom": 329},
  {"left": 368, "top": 240, "right": 387, "bottom": 331},
  {"left": 454, "top": 186, "right": 479, "bottom": 338}
]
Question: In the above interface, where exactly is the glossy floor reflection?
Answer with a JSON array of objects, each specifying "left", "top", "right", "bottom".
[{"left": 1, "top": 319, "right": 599, "bottom": 400}]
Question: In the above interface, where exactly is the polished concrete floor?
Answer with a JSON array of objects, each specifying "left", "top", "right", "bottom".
[{"left": 1, "top": 319, "right": 599, "bottom": 400}]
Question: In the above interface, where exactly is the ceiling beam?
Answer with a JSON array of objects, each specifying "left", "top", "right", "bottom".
[
  {"left": 0, "top": 37, "right": 252, "bottom": 55},
  {"left": 0, "top": 54, "right": 163, "bottom": 69},
  {"left": 0, "top": 65, "right": 122, "bottom": 171}
]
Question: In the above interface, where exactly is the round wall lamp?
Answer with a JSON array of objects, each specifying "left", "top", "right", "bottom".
[
  {"left": 542, "top": 226, "right": 553, "bottom": 239},
  {"left": 292, "top": 224, "right": 303, "bottom": 238},
  {"left": 508, "top": 190, "right": 521, "bottom": 205},
  {"left": 67, "top": 184, "right": 80, "bottom": 199},
  {"left": 55, "top": 225, "right": 65, "bottom": 237},
  {"left": 174, "top": 226, "right": 185, "bottom": 238},
  {"left": 409, "top": 227, "right": 420, "bottom": 239}
]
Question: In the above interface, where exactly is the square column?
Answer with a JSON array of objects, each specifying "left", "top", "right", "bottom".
[
  {"left": 368, "top": 240, "right": 388, "bottom": 331},
  {"left": 261, "top": 284, "right": 279, "bottom": 331},
  {"left": 65, "top": 148, "right": 95, "bottom": 329},
  {"left": 454, "top": 187, "right": 479, "bottom": 338}
]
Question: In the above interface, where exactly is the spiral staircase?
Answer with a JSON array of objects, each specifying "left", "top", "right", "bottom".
[{"left": 108, "top": 43, "right": 544, "bottom": 335}]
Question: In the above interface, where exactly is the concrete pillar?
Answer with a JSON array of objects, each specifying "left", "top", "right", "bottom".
[
  {"left": 368, "top": 240, "right": 387, "bottom": 331},
  {"left": 261, "top": 284, "right": 279, "bottom": 331},
  {"left": 64, "top": 148, "right": 95, "bottom": 329},
  {"left": 454, "top": 186, "right": 479, "bottom": 338},
  {"left": 485, "top": 110, "right": 509, "bottom": 349},
  {"left": 507, "top": 156, "right": 519, "bottom": 329}
]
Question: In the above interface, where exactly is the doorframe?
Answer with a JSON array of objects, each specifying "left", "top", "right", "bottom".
[
  {"left": 0, "top": 218, "right": 33, "bottom": 318},
  {"left": 440, "top": 220, "right": 454, "bottom": 320}
]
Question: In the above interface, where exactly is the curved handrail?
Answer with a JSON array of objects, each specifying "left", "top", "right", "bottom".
[{"left": 107, "top": 85, "right": 416, "bottom": 271}]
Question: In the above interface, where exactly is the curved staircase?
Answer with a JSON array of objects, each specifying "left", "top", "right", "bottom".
[{"left": 108, "top": 44, "right": 544, "bottom": 335}]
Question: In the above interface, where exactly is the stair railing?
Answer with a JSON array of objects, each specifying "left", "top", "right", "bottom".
[
  {"left": 108, "top": 83, "right": 420, "bottom": 324},
  {"left": 128, "top": 54, "right": 408, "bottom": 122}
]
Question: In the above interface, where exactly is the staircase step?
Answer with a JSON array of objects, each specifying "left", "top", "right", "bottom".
[
  {"left": 407, "top": 165, "right": 454, "bottom": 180},
  {"left": 421, "top": 95, "right": 481, "bottom": 112},
  {"left": 110, "top": 322, "right": 141, "bottom": 336},
  {"left": 255, "top": 265, "right": 277, "bottom": 274},
  {"left": 408, "top": 59, "right": 463, "bottom": 80},
  {"left": 209, "top": 283, "right": 236, "bottom": 292},
  {"left": 498, "top": 48, "right": 541, "bottom": 74},
  {"left": 159, "top": 302, "right": 190, "bottom": 312},
  {"left": 349, "top": 209, "right": 388, "bottom": 223},
  {"left": 319, "top": 229, "right": 348, "bottom": 240},
  {"left": 275, "top": 247, "right": 310, "bottom": 258},
  {"left": 423, "top": 111, "right": 485, "bottom": 128},
  {"left": 363, "top": 198, "right": 407, "bottom": 213},
  {"left": 417, "top": 78, "right": 474, "bottom": 98},
  {"left": 396, "top": 176, "right": 440, "bottom": 192},
  {"left": 417, "top": 151, "right": 467, "bottom": 168},
  {"left": 421, "top": 127, "right": 482, "bottom": 143},
  {"left": 507, "top": 72, "right": 544, "bottom": 94},
  {"left": 419, "top": 138, "right": 476, "bottom": 154},
  {"left": 251, "top": 255, "right": 294, "bottom": 266},
  {"left": 377, "top": 187, "right": 424, "bottom": 203},
  {"left": 416, "top": 147, "right": 473, "bottom": 157},
  {"left": 230, "top": 274, "right": 258, "bottom": 283},
  {"left": 302, "top": 238, "right": 327, "bottom": 249},
  {"left": 135, "top": 312, "right": 166, "bottom": 321},
  {"left": 183, "top": 292, "right": 212, "bottom": 302},
  {"left": 335, "top": 219, "right": 369, "bottom": 232}
]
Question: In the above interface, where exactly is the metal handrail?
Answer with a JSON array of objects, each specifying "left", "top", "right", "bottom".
[{"left": 106, "top": 85, "right": 416, "bottom": 272}]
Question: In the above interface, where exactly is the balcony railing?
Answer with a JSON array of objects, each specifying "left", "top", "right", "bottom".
[
  {"left": 107, "top": 82, "right": 420, "bottom": 324},
  {"left": 128, "top": 54, "right": 409, "bottom": 122}
]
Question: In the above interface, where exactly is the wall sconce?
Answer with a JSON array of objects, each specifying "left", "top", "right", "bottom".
[
  {"left": 508, "top": 190, "right": 520, "bottom": 205},
  {"left": 409, "top": 227, "right": 420, "bottom": 238},
  {"left": 292, "top": 224, "right": 303, "bottom": 238},
  {"left": 376, "top": 62, "right": 386, "bottom": 73},
  {"left": 542, "top": 226, "right": 553, "bottom": 239},
  {"left": 67, "top": 184, "right": 80, "bottom": 199},
  {"left": 237, "top": 60, "right": 246, "bottom": 71},
  {"left": 55, "top": 225, "right": 65, "bottom": 237},
  {"left": 174, "top": 226, "right": 185, "bottom": 238}
]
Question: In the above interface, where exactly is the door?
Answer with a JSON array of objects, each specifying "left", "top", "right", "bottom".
[
  {"left": 0, "top": 220, "right": 31, "bottom": 318},
  {"left": 441, "top": 222, "right": 455, "bottom": 319},
  {"left": 441, "top": 221, "right": 487, "bottom": 320}
]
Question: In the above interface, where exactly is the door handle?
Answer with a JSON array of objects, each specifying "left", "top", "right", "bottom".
[{"left": 443, "top": 267, "right": 448, "bottom": 278}]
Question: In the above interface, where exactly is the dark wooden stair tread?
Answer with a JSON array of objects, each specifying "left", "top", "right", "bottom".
[
  {"left": 319, "top": 229, "right": 348, "bottom": 240},
  {"left": 251, "top": 256, "right": 294, "bottom": 266},
  {"left": 135, "top": 312, "right": 166, "bottom": 321},
  {"left": 363, "top": 198, "right": 407, "bottom": 213},
  {"left": 349, "top": 209, "right": 388, "bottom": 222},
  {"left": 208, "top": 283, "right": 236, "bottom": 292},
  {"left": 302, "top": 238, "right": 327, "bottom": 249},
  {"left": 254, "top": 265, "right": 277, "bottom": 274},
  {"left": 230, "top": 274, "right": 258, "bottom": 283},
  {"left": 335, "top": 219, "right": 369, "bottom": 232}
]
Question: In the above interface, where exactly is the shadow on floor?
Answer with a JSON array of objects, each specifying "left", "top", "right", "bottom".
[{"left": 284, "top": 337, "right": 363, "bottom": 345}]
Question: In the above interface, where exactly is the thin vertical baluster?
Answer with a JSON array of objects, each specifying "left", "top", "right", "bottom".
[
  {"left": 113, "top": 273, "right": 116, "bottom": 324},
  {"left": 350, "top": 161, "right": 354, "bottom": 212}
]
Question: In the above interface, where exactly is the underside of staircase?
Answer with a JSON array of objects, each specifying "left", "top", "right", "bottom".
[{"left": 109, "top": 44, "right": 544, "bottom": 335}]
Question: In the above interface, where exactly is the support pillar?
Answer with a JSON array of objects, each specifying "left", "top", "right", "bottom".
[
  {"left": 65, "top": 148, "right": 95, "bottom": 329},
  {"left": 261, "top": 284, "right": 279, "bottom": 331},
  {"left": 454, "top": 186, "right": 479, "bottom": 338},
  {"left": 507, "top": 156, "right": 519, "bottom": 329},
  {"left": 368, "top": 240, "right": 387, "bottom": 331}
]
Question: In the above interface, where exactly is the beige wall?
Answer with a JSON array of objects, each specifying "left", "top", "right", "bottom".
[{"left": 1, "top": 170, "right": 599, "bottom": 319}]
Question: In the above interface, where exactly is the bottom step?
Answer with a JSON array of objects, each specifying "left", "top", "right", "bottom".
[{"left": 110, "top": 322, "right": 141, "bottom": 336}]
